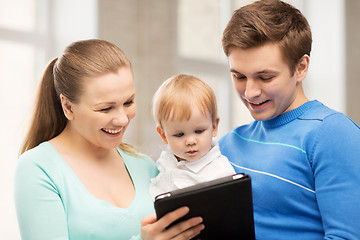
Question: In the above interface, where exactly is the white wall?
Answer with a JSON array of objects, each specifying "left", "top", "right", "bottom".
[
  {"left": 303, "top": 0, "right": 345, "bottom": 113},
  {"left": 0, "top": 0, "right": 97, "bottom": 239}
]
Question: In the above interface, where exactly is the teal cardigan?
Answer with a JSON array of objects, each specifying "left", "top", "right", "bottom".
[{"left": 14, "top": 142, "right": 158, "bottom": 240}]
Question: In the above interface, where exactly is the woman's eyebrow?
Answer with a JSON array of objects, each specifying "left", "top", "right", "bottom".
[
  {"left": 230, "top": 69, "right": 241, "bottom": 74},
  {"left": 94, "top": 101, "right": 116, "bottom": 107},
  {"left": 126, "top": 93, "right": 136, "bottom": 101}
]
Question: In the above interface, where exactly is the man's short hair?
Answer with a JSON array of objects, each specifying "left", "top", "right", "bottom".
[{"left": 222, "top": 0, "right": 312, "bottom": 74}]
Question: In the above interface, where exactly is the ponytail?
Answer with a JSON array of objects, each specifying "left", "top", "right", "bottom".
[{"left": 20, "top": 58, "right": 67, "bottom": 155}]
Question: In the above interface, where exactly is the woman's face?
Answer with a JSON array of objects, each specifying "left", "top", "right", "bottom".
[{"left": 62, "top": 67, "right": 136, "bottom": 150}]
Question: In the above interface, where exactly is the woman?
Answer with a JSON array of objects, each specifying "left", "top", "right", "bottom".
[{"left": 14, "top": 39, "right": 204, "bottom": 240}]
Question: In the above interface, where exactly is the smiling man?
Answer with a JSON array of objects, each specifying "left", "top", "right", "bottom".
[{"left": 218, "top": 0, "right": 360, "bottom": 239}]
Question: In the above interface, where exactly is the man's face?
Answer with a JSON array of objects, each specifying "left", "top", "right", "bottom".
[{"left": 228, "top": 42, "right": 307, "bottom": 121}]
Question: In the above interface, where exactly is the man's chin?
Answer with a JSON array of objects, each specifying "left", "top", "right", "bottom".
[{"left": 250, "top": 112, "right": 274, "bottom": 121}]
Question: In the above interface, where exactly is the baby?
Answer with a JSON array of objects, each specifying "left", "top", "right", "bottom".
[{"left": 149, "top": 74, "right": 235, "bottom": 199}]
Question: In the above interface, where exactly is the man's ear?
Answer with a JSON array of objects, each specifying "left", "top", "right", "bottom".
[
  {"left": 212, "top": 117, "right": 220, "bottom": 137},
  {"left": 295, "top": 54, "right": 310, "bottom": 83},
  {"left": 156, "top": 126, "right": 168, "bottom": 144},
  {"left": 60, "top": 94, "right": 74, "bottom": 120}
]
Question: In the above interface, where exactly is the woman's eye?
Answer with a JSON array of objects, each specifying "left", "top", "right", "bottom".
[
  {"left": 173, "top": 133, "right": 184, "bottom": 137},
  {"left": 99, "top": 107, "right": 112, "bottom": 112},
  {"left": 233, "top": 73, "right": 246, "bottom": 80},
  {"left": 195, "top": 129, "right": 205, "bottom": 134},
  {"left": 124, "top": 100, "right": 134, "bottom": 106}
]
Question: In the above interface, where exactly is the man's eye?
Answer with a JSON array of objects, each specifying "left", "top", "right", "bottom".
[
  {"left": 173, "top": 133, "right": 184, "bottom": 137},
  {"left": 259, "top": 76, "right": 274, "bottom": 81},
  {"left": 195, "top": 129, "right": 205, "bottom": 134}
]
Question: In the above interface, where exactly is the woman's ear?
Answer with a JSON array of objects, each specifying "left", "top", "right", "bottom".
[
  {"left": 212, "top": 117, "right": 220, "bottom": 137},
  {"left": 295, "top": 54, "right": 310, "bottom": 83},
  {"left": 60, "top": 94, "right": 74, "bottom": 120},
  {"left": 156, "top": 126, "right": 168, "bottom": 144}
]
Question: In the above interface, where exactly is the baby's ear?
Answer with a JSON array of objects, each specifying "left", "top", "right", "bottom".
[
  {"left": 212, "top": 117, "right": 220, "bottom": 137},
  {"left": 156, "top": 126, "right": 168, "bottom": 144}
]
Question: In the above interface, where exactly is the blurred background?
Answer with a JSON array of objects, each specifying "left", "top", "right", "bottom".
[{"left": 1, "top": 0, "right": 359, "bottom": 238}]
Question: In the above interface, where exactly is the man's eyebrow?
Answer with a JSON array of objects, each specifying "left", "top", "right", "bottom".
[
  {"left": 256, "top": 70, "right": 278, "bottom": 75},
  {"left": 258, "top": 70, "right": 275, "bottom": 73}
]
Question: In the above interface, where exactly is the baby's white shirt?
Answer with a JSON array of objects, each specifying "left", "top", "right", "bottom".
[{"left": 149, "top": 141, "right": 235, "bottom": 200}]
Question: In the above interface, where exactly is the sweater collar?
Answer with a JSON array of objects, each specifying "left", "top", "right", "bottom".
[{"left": 261, "top": 100, "right": 319, "bottom": 129}]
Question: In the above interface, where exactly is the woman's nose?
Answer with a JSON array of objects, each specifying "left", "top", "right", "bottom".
[{"left": 113, "top": 108, "right": 129, "bottom": 126}]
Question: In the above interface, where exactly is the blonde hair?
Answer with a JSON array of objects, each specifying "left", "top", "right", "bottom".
[
  {"left": 20, "top": 39, "right": 137, "bottom": 155},
  {"left": 153, "top": 74, "right": 218, "bottom": 126}
]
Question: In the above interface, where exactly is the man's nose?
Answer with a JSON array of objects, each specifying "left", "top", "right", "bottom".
[{"left": 244, "top": 78, "right": 261, "bottom": 100}]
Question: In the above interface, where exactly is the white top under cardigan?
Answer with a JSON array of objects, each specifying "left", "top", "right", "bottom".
[{"left": 149, "top": 141, "right": 236, "bottom": 200}]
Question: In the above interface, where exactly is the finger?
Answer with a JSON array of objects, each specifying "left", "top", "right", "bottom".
[
  {"left": 157, "top": 206, "right": 190, "bottom": 229},
  {"left": 166, "top": 216, "right": 204, "bottom": 240},
  {"left": 172, "top": 223, "right": 205, "bottom": 240},
  {"left": 141, "top": 213, "right": 157, "bottom": 226}
]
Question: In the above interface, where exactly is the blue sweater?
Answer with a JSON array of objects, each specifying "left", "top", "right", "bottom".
[{"left": 219, "top": 100, "right": 360, "bottom": 240}]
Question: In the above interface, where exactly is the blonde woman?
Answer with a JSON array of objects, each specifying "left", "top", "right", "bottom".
[{"left": 15, "top": 39, "right": 204, "bottom": 240}]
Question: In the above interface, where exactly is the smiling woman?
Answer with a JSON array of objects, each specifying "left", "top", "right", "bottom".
[{"left": 14, "top": 39, "right": 204, "bottom": 240}]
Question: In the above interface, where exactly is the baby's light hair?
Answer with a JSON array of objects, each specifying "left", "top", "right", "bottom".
[{"left": 153, "top": 74, "right": 218, "bottom": 126}]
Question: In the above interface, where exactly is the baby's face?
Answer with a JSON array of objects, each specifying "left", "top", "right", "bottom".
[{"left": 158, "top": 107, "right": 218, "bottom": 162}]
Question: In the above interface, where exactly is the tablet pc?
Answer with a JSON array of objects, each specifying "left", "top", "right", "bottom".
[{"left": 154, "top": 173, "right": 255, "bottom": 240}]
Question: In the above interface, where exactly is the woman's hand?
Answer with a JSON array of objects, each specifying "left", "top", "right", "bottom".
[{"left": 141, "top": 207, "right": 204, "bottom": 240}]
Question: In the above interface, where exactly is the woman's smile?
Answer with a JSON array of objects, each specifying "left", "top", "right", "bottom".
[{"left": 101, "top": 127, "right": 123, "bottom": 136}]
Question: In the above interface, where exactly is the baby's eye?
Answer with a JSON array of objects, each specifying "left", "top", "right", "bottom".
[
  {"left": 195, "top": 129, "right": 205, "bottom": 134},
  {"left": 173, "top": 133, "right": 184, "bottom": 137}
]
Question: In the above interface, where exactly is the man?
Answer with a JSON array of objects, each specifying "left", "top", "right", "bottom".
[{"left": 219, "top": 0, "right": 360, "bottom": 239}]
